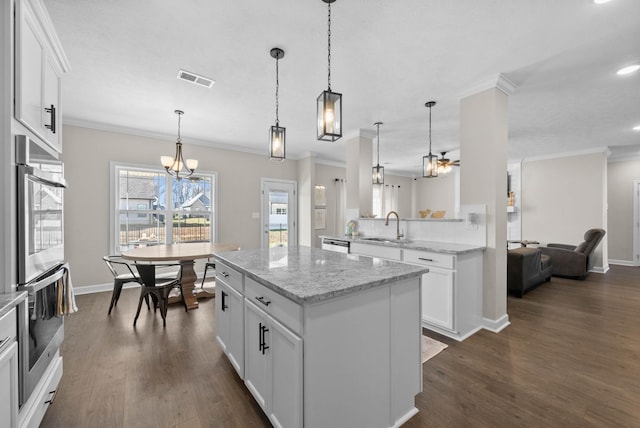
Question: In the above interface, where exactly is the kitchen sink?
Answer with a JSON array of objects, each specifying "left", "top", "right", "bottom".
[{"left": 361, "top": 237, "right": 409, "bottom": 244}]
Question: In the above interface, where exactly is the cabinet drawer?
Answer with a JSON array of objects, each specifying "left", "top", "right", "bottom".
[
  {"left": 404, "top": 249, "right": 455, "bottom": 270},
  {"left": 0, "top": 308, "right": 17, "bottom": 341},
  {"left": 215, "top": 260, "right": 244, "bottom": 293},
  {"left": 245, "top": 278, "right": 302, "bottom": 336}
]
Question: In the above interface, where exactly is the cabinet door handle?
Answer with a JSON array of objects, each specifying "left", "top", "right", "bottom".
[
  {"left": 221, "top": 290, "right": 228, "bottom": 311},
  {"left": 44, "top": 104, "right": 56, "bottom": 134},
  {"left": 220, "top": 272, "right": 229, "bottom": 278},
  {"left": 45, "top": 389, "right": 58, "bottom": 404},
  {"left": 418, "top": 257, "right": 434, "bottom": 262},
  {"left": 259, "top": 323, "right": 270, "bottom": 355},
  {"left": 255, "top": 296, "right": 271, "bottom": 306}
]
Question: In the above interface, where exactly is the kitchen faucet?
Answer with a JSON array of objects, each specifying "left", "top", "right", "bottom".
[{"left": 385, "top": 211, "right": 404, "bottom": 240}]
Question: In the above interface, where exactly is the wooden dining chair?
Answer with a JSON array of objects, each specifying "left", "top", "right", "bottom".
[{"left": 133, "top": 262, "right": 188, "bottom": 327}]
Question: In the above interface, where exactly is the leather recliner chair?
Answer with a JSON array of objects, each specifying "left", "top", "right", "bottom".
[
  {"left": 538, "top": 228, "right": 606, "bottom": 279},
  {"left": 507, "top": 248, "right": 552, "bottom": 297}
]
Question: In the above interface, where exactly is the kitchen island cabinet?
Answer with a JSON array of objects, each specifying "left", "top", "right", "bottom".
[{"left": 214, "top": 246, "right": 428, "bottom": 428}]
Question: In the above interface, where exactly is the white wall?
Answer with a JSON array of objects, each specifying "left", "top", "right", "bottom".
[
  {"left": 607, "top": 159, "right": 640, "bottom": 263},
  {"left": 61, "top": 125, "right": 298, "bottom": 289},
  {"left": 522, "top": 152, "right": 608, "bottom": 270},
  {"left": 412, "top": 170, "right": 458, "bottom": 219}
]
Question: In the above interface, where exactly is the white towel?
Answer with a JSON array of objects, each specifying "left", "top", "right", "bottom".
[{"left": 56, "top": 263, "right": 78, "bottom": 316}]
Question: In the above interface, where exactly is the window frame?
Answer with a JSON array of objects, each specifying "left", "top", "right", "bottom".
[{"left": 109, "top": 161, "right": 218, "bottom": 254}]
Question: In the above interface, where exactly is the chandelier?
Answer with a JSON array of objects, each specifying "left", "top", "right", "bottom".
[
  {"left": 422, "top": 101, "right": 438, "bottom": 178},
  {"left": 317, "top": 0, "right": 342, "bottom": 141},
  {"left": 269, "top": 47, "right": 286, "bottom": 161},
  {"left": 161, "top": 110, "right": 198, "bottom": 180}
]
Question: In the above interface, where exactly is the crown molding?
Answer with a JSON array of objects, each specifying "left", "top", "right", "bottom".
[
  {"left": 459, "top": 73, "right": 518, "bottom": 99},
  {"left": 518, "top": 146, "right": 610, "bottom": 163}
]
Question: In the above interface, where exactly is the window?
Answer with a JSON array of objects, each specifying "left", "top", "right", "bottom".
[
  {"left": 111, "top": 164, "right": 216, "bottom": 253},
  {"left": 373, "top": 184, "right": 399, "bottom": 218}
]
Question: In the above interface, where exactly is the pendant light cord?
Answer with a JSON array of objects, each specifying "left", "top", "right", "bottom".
[
  {"left": 177, "top": 111, "right": 182, "bottom": 143},
  {"left": 376, "top": 123, "right": 380, "bottom": 165},
  {"left": 327, "top": 2, "right": 332, "bottom": 91},
  {"left": 428, "top": 105, "right": 432, "bottom": 153},
  {"left": 275, "top": 55, "right": 280, "bottom": 125}
]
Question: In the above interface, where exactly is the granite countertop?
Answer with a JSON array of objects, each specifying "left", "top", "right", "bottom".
[
  {"left": 321, "top": 235, "right": 485, "bottom": 255},
  {"left": 214, "top": 246, "right": 428, "bottom": 305},
  {"left": 0, "top": 291, "right": 28, "bottom": 317}
]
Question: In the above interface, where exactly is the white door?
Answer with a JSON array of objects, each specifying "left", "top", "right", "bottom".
[
  {"left": 215, "top": 281, "right": 244, "bottom": 377},
  {"left": 261, "top": 179, "right": 297, "bottom": 249},
  {"left": 421, "top": 267, "right": 455, "bottom": 331}
]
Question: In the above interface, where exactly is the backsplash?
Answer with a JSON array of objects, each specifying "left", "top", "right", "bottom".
[{"left": 354, "top": 204, "right": 486, "bottom": 246}]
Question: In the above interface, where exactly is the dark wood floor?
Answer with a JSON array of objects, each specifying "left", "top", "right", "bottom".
[{"left": 41, "top": 266, "right": 640, "bottom": 427}]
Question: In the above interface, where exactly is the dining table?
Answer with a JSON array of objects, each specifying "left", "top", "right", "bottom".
[{"left": 122, "top": 242, "right": 239, "bottom": 310}]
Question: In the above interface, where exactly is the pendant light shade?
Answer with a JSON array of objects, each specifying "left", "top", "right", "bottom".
[
  {"left": 161, "top": 110, "right": 198, "bottom": 180},
  {"left": 372, "top": 121, "right": 384, "bottom": 184},
  {"left": 269, "top": 47, "right": 286, "bottom": 161},
  {"left": 317, "top": 0, "right": 342, "bottom": 141},
  {"left": 422, "top": 101, "right": 438, "bottom": 178}
]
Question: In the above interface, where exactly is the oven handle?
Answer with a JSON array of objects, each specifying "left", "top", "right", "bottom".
[
  {"left": 20, "top": 165, "right": 68, "bottom": 189},
  {"left": 21, "top": 266, "right": 66, "bottom": 294}
]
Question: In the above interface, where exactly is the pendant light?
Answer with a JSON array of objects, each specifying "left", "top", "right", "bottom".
[
  {"left": 422, "top": 101, "right": 438, "bottom": 178},
  {"left": 317, "top": 0, "right": 342, "bottom": 141},
  {"left": 161, "top": 110, "right": 198, "bottom": 180},
  {"left": 372, "top": 121, "right": 384, "bottom": 184},
  {"left": 269, "top": 47, "right": 286, "bottom": 161}
]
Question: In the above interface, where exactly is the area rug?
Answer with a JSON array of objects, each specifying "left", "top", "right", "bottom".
[{"left": 422, "top": 335, "right": 448, "bottom": 363}]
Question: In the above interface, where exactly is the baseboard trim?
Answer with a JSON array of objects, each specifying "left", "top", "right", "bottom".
[
  {"left": 482, "top": 314, "right": 510, "bottom": 334},
  {"left": 608, "top": 259, "right": 634, "bottom": 267},
  {"left": 73, "top": 270, "right": 209, "bottom": 295}
]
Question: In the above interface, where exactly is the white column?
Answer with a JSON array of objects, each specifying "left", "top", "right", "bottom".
[
  {"left": 345, "top": 131, "right": 374, "bottom": 219},
  {"left": 459, "top": 74, "right": 515, "bottom": 326}
]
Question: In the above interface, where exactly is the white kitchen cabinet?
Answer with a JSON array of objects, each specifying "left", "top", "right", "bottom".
[
  {"left": 215, "top": 280, "right": 244, "bottom": 377},
  {"left": 14, "top": 0, "right": 70, "bottom": 152},
  {"left": 403, "top": 248, "right": 483, "bottom": 341},
  {"left": 0, "top": 306, "right": 19, "bottom": 428},
  {"left": 350, "top": 242, "right": 402, "bottom": 261},
  {"left": 244, "top": 298, "right": 303, "bottom": 428},
  {"left": 420, "top": 266, "right": 454, "bottom": 330}
]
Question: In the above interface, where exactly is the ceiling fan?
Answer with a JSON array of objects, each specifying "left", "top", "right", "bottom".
[{"left": 437, "top": 151, "right": 460, "bottom": 174}]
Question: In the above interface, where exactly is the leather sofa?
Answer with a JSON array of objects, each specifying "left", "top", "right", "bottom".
[
  {"left": 507, "top": 247, "right": 552, "bottom": 297},
  {"left": 538, "top": 228, "right": 606, "bottom": 279}
]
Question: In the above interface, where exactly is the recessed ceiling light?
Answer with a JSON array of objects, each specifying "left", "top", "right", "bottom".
[
  {"left": 617, "top": 65, "right": 640, "bottom": 75},
  {"left": 593, "top": 0, "right": 612, "bottom": 4},
  {"left": 633, "top": 125, "right": 640, "bottom": 131}
]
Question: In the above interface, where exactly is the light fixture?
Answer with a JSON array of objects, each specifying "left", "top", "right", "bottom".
[
  {"left": 422, "top": 101, "right": 438, "bottom": 178},
  {"left": 161, "top": 110, "right": 198, "bottom": 180},
  {"left": 317, "top": 0, "right": 342, "bottom": 141},
  {"left": 617, "top": 64, "right": 640, "bottom": 75},
  {"left": 438, "top": 152, "right": 452, "bottom": 175},
  {"left": 633, "top": 125, "right": 640, "bottom": 131},
  {"left": 269, "top": 47, "right": 286, "bottom": 161},
  {"left": 372, "top": 122, "right": 384, "bottom": 184},
  {"left": 593, "top": 0, "right": 613, "bottom": 4}
]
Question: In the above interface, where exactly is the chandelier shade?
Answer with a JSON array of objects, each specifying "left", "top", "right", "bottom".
[
  {"left": 317, "top": 0, "right": 342, "bottom": 141},
  {"left": 161, "top": 110, "right": 198, "bottom": 180},
  {"left": 422, "top": 101, "right": 438, "bottom": 178},
  {"left": 269, "top": 47, "right": 286, "bottom": 161}
]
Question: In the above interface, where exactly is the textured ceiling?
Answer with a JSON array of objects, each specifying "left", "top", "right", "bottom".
[{"left": 44, "top": 0, "right": 640, "bottom": 175}]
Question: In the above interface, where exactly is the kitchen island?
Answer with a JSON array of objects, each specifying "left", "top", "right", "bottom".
[{"left": 214, "top": 246, "right": 428, "bottom": 428}]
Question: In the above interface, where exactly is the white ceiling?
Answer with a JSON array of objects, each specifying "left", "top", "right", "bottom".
[{"left": 44, "top": 0, "right": 640, "bottom": 175}]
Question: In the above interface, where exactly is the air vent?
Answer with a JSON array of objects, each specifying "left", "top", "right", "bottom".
[{"left": 177, "top": 69, "right": 215, "bottom": 88}]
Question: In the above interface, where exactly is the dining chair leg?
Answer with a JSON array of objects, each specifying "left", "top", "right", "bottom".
[
  {"left": 108, "top": 279, "right": 125, "bottom": 315},
  {"left": 133, "top": 289, "right": 146, "bottom": 326}
]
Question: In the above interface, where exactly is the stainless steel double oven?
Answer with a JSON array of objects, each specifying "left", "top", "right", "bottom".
[{"left": 16, "top": 135, "right": 67, "bottom": 406}]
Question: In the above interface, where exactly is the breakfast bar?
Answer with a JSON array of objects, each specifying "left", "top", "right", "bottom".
[{"left": 214, "top": 246, "right": 428, "bottom": 428}]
